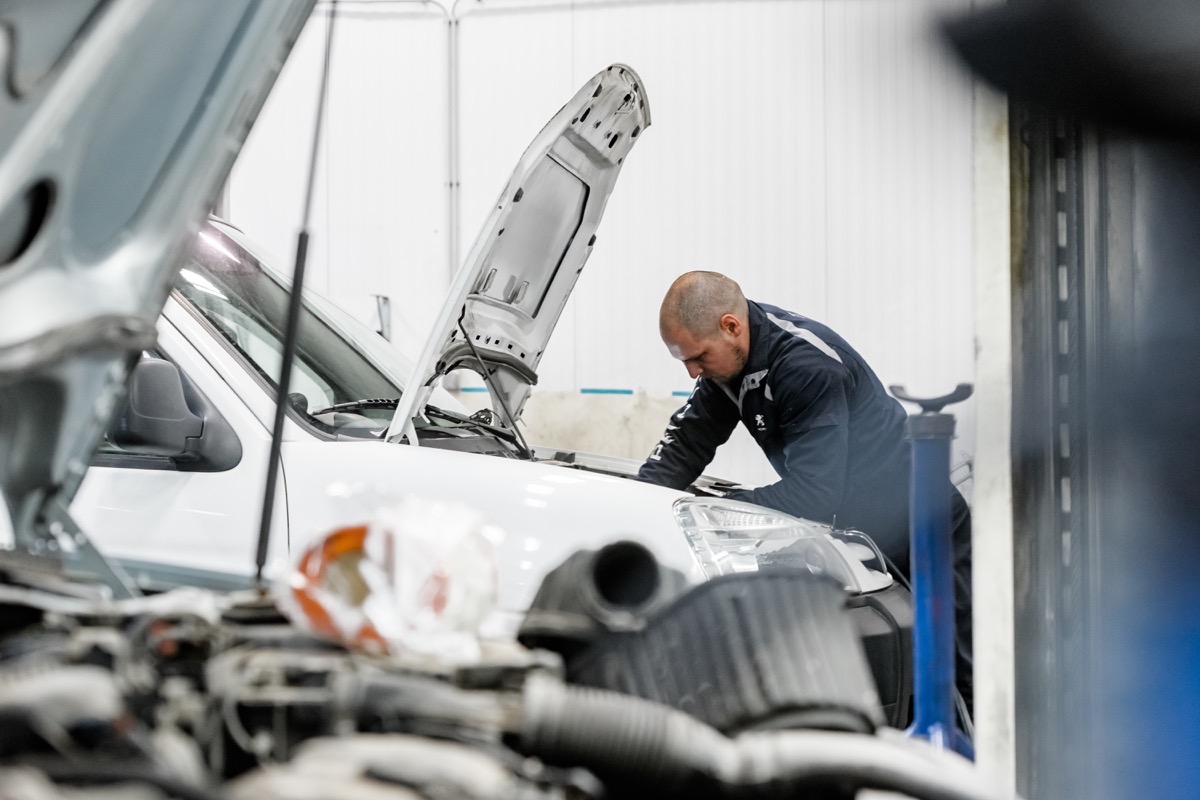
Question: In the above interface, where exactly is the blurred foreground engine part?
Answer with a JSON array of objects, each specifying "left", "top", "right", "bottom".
[
  {"left": 226, "top": 734, "right": 597, "bottom": 800},
  {"left": 211, "top": 588, "right": 1000, "bottom": 800},
  {"left": 0, "top": 596, "right": 214, "bottom": 800},
  {"left": 519, "top": 541, "right": 901, "bottom": 731},
  {"left": 0, "top": 580, "right": 1005, "bottom": 800},
  {"left": 197, "top": 592, "right": 556, "bottom": 780}
]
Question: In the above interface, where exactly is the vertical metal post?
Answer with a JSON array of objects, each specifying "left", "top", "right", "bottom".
[{"left": 892, "top": 383, "right": 973, "bottom": 758}]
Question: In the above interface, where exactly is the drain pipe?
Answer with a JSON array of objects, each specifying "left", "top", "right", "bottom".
[{"left": 447, "top": 1, "right": 463, "bottom": 288}]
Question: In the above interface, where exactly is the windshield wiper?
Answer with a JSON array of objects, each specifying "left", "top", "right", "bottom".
[
  {"left": 424, "top": 403, "right": 523, "bottom": 446},
  {"left": 307, "top": 400, "right": 522, "bottom": 450},
  {"left": 309, "top": 398, "right": 399, "bottom": 416}
]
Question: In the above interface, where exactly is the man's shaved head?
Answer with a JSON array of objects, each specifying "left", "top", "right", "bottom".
[
  {"left": 660, "top": 271, "right": 748, "bottom": 338},
  {"left": 658, "top": 271, "right": 751, "bottom": 384}
]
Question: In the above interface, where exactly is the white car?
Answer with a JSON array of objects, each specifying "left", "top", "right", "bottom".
[{"left": 70, "top": 65, "right": 896, "bottom": 627}]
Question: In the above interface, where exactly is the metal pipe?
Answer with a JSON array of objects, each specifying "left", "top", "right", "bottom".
[
  {"left": 448, "top": 0, "right": 803, "bottom": 19},
  {"left": 447, "top": 1, "right": 462, "bottom": 287}
]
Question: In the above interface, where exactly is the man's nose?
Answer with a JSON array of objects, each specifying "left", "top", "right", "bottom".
[{"left": 686, "top": 362, "right": 702, "bottom": 379}]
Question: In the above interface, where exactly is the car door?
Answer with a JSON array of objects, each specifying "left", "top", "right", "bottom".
[{"left": 71, "top": 313, "right": 287, "bottom": 591}]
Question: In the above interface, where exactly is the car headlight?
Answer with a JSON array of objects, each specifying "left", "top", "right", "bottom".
[{"left": 673, "top": 497, "right": 891, "bottom": 594}]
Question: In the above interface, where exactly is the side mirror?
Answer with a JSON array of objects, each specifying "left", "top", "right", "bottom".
[
  {"left": 101, "top": 358, "right": 242, "bottom": 472},
  {"left": 110, "top": 360, "right": 203, "bottom": 457}
]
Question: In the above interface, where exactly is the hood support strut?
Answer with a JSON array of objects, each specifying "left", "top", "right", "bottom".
[
  {"left": 457, "top": 312, "right": 531, "bottom": 459},
  {"left": 254, "top": 1, "right": 339, "bottom": 586}
]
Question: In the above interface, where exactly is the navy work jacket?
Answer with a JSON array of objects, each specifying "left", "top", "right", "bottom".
[{"left": 637, "top": 300, "right": 912, "bottom": 556}]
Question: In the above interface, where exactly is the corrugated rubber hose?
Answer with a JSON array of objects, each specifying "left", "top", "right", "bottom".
[{"left": 518, "top": 673, "right": 1012, "bottom": 800}]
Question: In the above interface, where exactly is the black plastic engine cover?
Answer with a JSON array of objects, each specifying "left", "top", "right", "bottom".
[{"left": 562, "top": 571, "right": 886, "bottom": 735}]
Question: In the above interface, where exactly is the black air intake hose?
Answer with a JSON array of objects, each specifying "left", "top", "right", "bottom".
[
  {"left": 589, "top": 539, "right": 664, "bottom": 615},
  {"left": 517, "top": 540, "right": 687, "bottom": 655},
  {"left": 518, "top": 674, "right": 1009, "bottom": 800}
]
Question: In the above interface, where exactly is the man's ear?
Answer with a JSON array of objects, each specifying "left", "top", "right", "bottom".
[{"left": 719, "top": 313, "right": 742, "bottom": 337}]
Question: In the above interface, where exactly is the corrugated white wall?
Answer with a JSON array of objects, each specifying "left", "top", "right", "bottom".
[
  {"left": 230, "top": 6, "right": 451, "bottom": 359},
  {"left": 229, "top": 0, "right": 976, "bottom": 493}
]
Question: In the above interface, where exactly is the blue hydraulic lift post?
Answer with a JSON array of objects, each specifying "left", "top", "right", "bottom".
[{"left": 891, "top": 383, "right": 974, "bottom": 758}]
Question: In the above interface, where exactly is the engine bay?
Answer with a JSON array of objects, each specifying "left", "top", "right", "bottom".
[{"left": 0, "top": 548, "right": 995, "bottom": 800}]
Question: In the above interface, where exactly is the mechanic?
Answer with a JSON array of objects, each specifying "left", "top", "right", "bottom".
[{"left": 636, "top": 270, "right": 974, "bottom": 714}]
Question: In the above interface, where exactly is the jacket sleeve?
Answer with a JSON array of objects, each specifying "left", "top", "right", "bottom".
[
  {"left": 636, "top": 380, "right": 740, "bottom": 491},
  {"left": 725, "top": 363, "right": 851, "bottom": 522}
]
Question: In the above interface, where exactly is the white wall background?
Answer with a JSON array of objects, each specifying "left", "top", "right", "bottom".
[{"left": 229, "top": 0, "right": 976, "bottom": 494}]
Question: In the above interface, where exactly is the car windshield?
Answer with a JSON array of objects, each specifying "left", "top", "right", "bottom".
[{"left": 175, "top": 223, "right": 401, "bottom": 431}]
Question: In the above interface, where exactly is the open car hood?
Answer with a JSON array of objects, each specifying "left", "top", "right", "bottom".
[
  {"left": 388, "top": 64, "right": 651, "bottom": 442},
  {"left": 0, "top": 1, "right": 313, "bottom": 572}
]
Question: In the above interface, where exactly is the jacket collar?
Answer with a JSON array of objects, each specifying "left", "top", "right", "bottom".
[{"left": 740, "top": 300, "right": 771, "bottom": 379}]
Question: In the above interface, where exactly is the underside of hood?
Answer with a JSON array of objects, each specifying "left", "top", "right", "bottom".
[
  {"left": 0, "top": 1, "right": 313, "bottom": 562},
  {"left": 388, "top": 64, "right": 651, "bottom": 443}
]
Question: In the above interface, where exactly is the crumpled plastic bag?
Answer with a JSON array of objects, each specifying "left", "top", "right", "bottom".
[{"left": 274, "top": 493, "right": 501, "bottom": 662}]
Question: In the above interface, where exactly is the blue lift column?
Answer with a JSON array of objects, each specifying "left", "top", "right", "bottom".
[{"left": 891, "top": 383, "right": 973, "bottom": 758}]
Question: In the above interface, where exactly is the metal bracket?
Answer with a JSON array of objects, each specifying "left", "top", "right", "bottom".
[
  {"left": 36, "top": 497, "right": 140, "bottom": 600},
  {"left": 890, "top": 383, "right": 974, "bottom": 414}
]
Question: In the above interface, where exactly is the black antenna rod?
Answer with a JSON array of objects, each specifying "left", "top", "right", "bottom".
[{"left": 255, "top": 2, "right": 339, "bottom": 585}]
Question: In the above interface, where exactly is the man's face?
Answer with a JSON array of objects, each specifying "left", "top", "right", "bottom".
[{"left": 662, "top": 319, "right": 748, "bottom": 385}]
